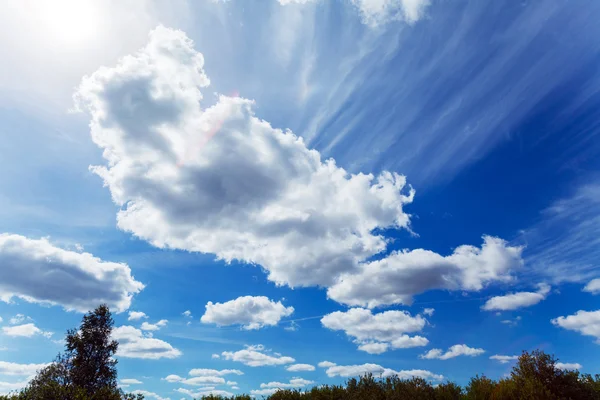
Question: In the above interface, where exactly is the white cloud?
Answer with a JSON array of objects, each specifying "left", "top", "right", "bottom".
[
  {"left": 420, "top": 344, "right": 485, "bottom": 360},
  {"left": 321, "top": 308, "right": 428, "bottom": 353},
  {"left": 221, "top": 344, "right": 295, "bottom": 367},
  {"left": 9, "top": 314, "right": 31, "bottom": 325},
  {"left": 0, "top": 361, "right": 48, "bottom": 376},
  {"left": 278, "top": 0, "right": 430, "bottom": 26},
  {"left": 422, "top": 308, "right": 434, "bottom": 316},
  {"left": 131, "top": 390, "right": 170, "bottom": 400},
  {"left": 128, "top": 311, "right": 148, "bottom": 321},
  {"left": 182, "top": 310, "right": 192, "bottom": 317},
  {"left": 556, "top": 362, "right": 582, "bottom": 370},
  {"left": 490, "top": 355, "right": 519, "bottom": 364},
  {"left": 2, "top": 323, "right": 52, "bottom": 338},
  {"left": 141, "top": 319, "right": 168, "bottom": 331},
  {"left": 583, "top": 279, "right": 600, "bottom": 295},
  {"left": 74, "top": 25, "right": 419, "bottom": 294},
  {"left": 286, "top": 363, "right": 315, "bottom": 372},
  {"left": 0, "top": 234, "right": 144, "bottom": 313},
  {"left": 226, "top": 381, "right": 237, "bottom": 386},
  {"left": 74, "top": 26, "right": 523, "bottom": 309},
  {"left": 176, "top": 388, "right": 233, "bottom": 398},
  {"left": 0, "top": 379, "right": 31, "bottom": 395},
  {"left": 201, "top": 296, "right": 294, "bottom": 330},
  {"left": 552, "top": 310, "right": 600, "bottom": 342},
  {"left": 251, "top": 377, "right": 314, "bottom": 395},
  {"left": 121, "top": 378, "right": 143, "bottom": 385},
  {"left": 211, "top": 354, "right": 220, "bottom": 359},
  {"left": 189, "top": 368, "right": 243, "bottom": 377},
  {"left": 351, "top": 0, "right": 431, "bottom": 26},
  {"left": 318, "top": 361, "right": 336, "bottom": 368},
  {"left": 165, "top": 375, "right": 225, "bottom": 386},
  {"left": 482, "top": 284, "right": 550, "bottom": 311},
  {"left": 321, "top": 361, "right": 443, "bottom": 381},
  {"left": 328, "top": 236, "right": 524, "bottom": 308},
  {"left": 112, "top": 325, "right": 182, "bottom": 359}
]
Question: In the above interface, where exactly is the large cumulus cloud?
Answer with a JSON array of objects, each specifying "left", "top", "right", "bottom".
[{"left": 74, "top": 26, "right": 523, "bottom": 307}]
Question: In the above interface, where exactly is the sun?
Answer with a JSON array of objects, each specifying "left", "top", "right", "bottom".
[{"left": 32, "top": 0, "right": 102, "bottom": 47}]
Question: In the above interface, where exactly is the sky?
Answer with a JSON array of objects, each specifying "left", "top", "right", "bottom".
[{"left": 1, "top": 0, "right": 600, "bottom": 398}]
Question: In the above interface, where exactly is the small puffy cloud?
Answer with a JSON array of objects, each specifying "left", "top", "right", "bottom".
[
  {"left": 182, "top": 310, "right": 192, "bottom": 317},
  {"left": 556, "top": 362, "right": 582, "bottom": 370},
  {"left": 120, "top": 378, "right": 142, "bottom": 385},
  {"left": 420, "top": 344, "right": 485, "bottom": 360},
  {"left": 552, "top": 310, "right": 600, "bottom": 342},
  {"left": 583, "top": 279, "right": 600, "bottom": 295},
  {"left": 321, "top": 361, "right": 443, "bottom": 381},
  {"left": 482, "top": 284, "right": 550, "bottom": 311},
  {"left": 490, "top": 355, "right": 519, "bottom": 364},
  {"left": 0, "top": 361, "right": 48, "bottom": 376},
  {"left": 327, "top": 236, "right": 524, "bottom": 308},
  {"left": 226, "top": 381, "right": 237, "bottom": 386},
  {"left": 9, "top": 314, "right": 31, "bottom": 325},
  {"left": 128, "top": 311, "right": 148, "bottom": 321},
  {"left": 131, "top": 390, "right": 170, "bottom": 400},
  {"left": 423, "top": 308, "right": 434, "bottom": 316},
  {"left": 286, "top": 363, "right": 315, "bottom": 372},
  {"left": 141, "top": 319, "right": 168, "bottom": 331},
  {"left": 165, "top": 375, "right": 225, "bottom": 386},
  {"left": 176, "top": 388, "right": 233, "bottom": 398},
  {"left": 318, "top": 361, "right": 336, "bottom": 368},
  {"left": 112, "top": 326, "right": 182, "bottom": 359},
  {"left": 0, "top": 234, "right": 144, "bottom": 313},
  {"left": 501, "top": 316, "right": 522, "bottom": 326},
  {"left": 221, "top": 344, "right": 295, "bottom": 367},
  {"left": 321, "top": 308, "right": 428, "bottom": 353},
  {"left": 211, "top": 354, "right": 220, "bottom": 359},
  {"left": 188, "top": 369, "right": 243, "bottom": 377},
  {"left": 2, "top": 323, "right": 52, "bottom": 338},
  {"left": 201, "top": 296, "right": 294, "bottom": 330},
  {"left": 251, "top": 378, "right": 314, "bottom": 396}
]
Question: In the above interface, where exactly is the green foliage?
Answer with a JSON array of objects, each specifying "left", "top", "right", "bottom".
[{"left": 1, "top": 305, "right": 142, "bottom": 400}]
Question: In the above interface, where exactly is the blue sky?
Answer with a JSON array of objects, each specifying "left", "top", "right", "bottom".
[{"left": 1, "top": 0, "right": 600, "bottom": 398}]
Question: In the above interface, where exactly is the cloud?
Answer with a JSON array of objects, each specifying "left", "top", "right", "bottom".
[
  {"left": 141, "top": 319, "right": 168, "bottom": 331},
  {"left": 321, "top": 308, "right": 428, "bottom": 353},
  {"left": 0, "top": 361, "right": 48, "bottom": 376},
  {"left": 221, "top": 344, "right": 295, "bottom": 367},
  {"left": 128, "top": 311, "right": 148, "bottom": 321},
  {"left": 0, "top": 379, "right": 31, "bottom": 395},
  {"left": 188, "top": 369, "right": 243, "bottom": 377},
  {"left": 327, "top": 236, "right": 524, "bottom": 308},
  {"left": 318, "top": 361, "right": 336, "bottom": 368},
  {"left": 0, "top": 233, "right": 144, "bottom": 313},
  {"left": 182, "top": 310, "right": 192, "bottom": 317},
  {"left": 112, "top": 326, "right": 182, "bottom": 359},
  {"left": 74, "top": 25, "right": 419, "bottom": 293},
  {"left": 490, "top": 355, "right": 519, "bottom": 364},
  {"left": 556, "top": 362, "right": 582, "bottom": 370},
  {"left": 120, "top": 378, "right": 142, "bottom": 385},
  {"left": 321, "top": 361, "right": 443, "bottom": 381},
  {"left": 2, "top": 323, "right": 52, "bottom": 338},
  {"left": 583, "top": 279, "right": 600, "bottom": 295},
  {"left": 351, "top": 0, "right": 431, "bottom": 26},
  {"left": 201, "top": 296, "right": 294, "bottom": 330},
  {"left": 482, "top": 284, "right": 550, "bottom": 311},
  {"left": 9, "top": 314, "right": 31, "bottom": 325},
  {"left": 422, "top": 308, "right": 434, "bottom": 316},
  {"left": 551, "top": 310, "right": 600, "bottom": 342},
  {"left": 164, "top": 375, "right": 225, "bottom": 386},
  {"left": 251, "top": 377, "right": 314, "bottom": 395},
  {"left": 420, "top": 344, "right": 485, "bottom": 360},
  {"left": 131, "top": 390, "right": 170, "bottom": 400},
  {"left": 286, "top": 363, "right": 315, "bottom": 372},
  {"left": 176, "top": 388, "right": 233, "bottom": 398},
  {"left": 277, "top": 0, "right": 430, "bottom": 26}
]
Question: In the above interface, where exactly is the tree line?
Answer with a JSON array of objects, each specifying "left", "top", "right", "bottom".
[{"left": 2, "top": 305, "right": 599, "bottom": 400}]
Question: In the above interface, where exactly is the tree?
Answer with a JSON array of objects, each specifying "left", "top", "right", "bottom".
[{"left": 3, "top": 304, "right": 142, "bottom": 400}]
